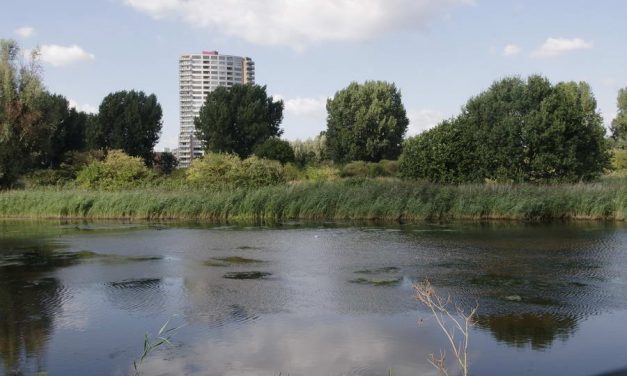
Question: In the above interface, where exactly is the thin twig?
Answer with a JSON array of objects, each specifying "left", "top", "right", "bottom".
[{"left": 415, "top": 279, "right": 478, "bottom": 376}]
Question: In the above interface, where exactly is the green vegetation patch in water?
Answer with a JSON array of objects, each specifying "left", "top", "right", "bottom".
[
  {"left": 60, "top": 250, "right": 163, "bottom": 264},
  {"left": 349, "top": 277, "right": 402, "bottom": 286},
  {"left": 354, "top": 266, "right": 400, "bottom": 274},
  {"left": 215, "top": 256, "right": 264, "bottom": 264},
  {"left": 75, "top": 251, "right": 163, "bottom": 263},
  {"left": 204, "top": 260, "right": 229, "bottom": 267},
  {"left": 122, "top": 255, "right": 163, "bottom": 262},
  {"left": 205, "top": 256, "right": 265, "bottom": 267},
  {"left": 76, "top": 250, "right": 99, "bottom": 258},
  {"left": 223, "top": 271, "right": 272, "bottom": 280},
  {"left": 0, "top": 249, "right": 103, "bottom": 269}
]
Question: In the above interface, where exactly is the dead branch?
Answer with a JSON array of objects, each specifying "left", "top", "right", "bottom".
[{"left": 415, "top": 279, "right": 478, "bottom": 376}]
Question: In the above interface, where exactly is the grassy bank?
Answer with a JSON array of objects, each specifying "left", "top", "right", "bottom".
[{"left": 0, "top": 178, "right": 626, "bottom": 222}]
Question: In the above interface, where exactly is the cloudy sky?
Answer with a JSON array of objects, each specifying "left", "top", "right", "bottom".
[{"left": 2, "top": 0, "right": 626, "bottom": 150}]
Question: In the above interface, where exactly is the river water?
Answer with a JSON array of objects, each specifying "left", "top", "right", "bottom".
[{"left": 1, "top": 221, "right": 626, "bottom": 375}]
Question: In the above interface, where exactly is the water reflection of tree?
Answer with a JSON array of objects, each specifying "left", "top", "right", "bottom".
[
  {"left": 476, "top": 314, "right": 578, "bottom": 350},
  {"left": 0, "top": 241, "right": 75, "bottom": 374},
  {"left": 407, "top": 223, "right": 620, "bottom": 351}
]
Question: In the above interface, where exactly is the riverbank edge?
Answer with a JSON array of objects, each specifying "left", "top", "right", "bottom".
[{"left": 0, "top": 180, "right": 625, "bottom": 222}]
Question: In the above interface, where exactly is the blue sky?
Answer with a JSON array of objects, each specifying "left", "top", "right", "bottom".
[{"left": 2, "top": 0, "right": 626, "bottom": 151}]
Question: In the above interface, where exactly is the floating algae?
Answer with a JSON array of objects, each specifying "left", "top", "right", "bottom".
[
  {"left": 354, "top": 266, "right": 400, "bottom": 274},
  {"left": 349, "top": 277, "right": 402, "bottom": 286},
  {"left": 223, "top": 271, "right": 272, "bottom": 280},
  {"left": 204, "top": 256, "right": 265, "bottom": 267}
]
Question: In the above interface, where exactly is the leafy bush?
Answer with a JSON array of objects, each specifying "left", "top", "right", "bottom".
[
  {"left": 61, "top": 150, "right": 106, "bottom": 170},
  {"left": 21, "top": 150, "right": 106, "bottom": 188},
  {"left": 302, "top": 165, "right": 339, "bottom": 182},
  {"left": 340, "top": 161, "right": 369, "bottom": 177},
  {"left": 253, "top": 138, "right": 295, "bottom": 164},
  {"left": 233, "top": 156, "right": 285, "bottom": 188},
  {"left": 283, "top": 163, "right": 302, "bottom": 181},
  {"left": 186, "top": 153, "right": 240, "bottom": 187},
  {"left": 186, "top": 153, "right": 285, "bottom": 188},
  {"left": 76, "top": 150, "right": 156, "bottom": 190},
  {"left": 151, "top": 168, "right": 188, "bottom": 190},
  {"left": 379, "top": 160, "right": 399, "bottom": 176},
  {"left": 612, "top": 149, "right": 627, "bottom": 172},
  {"left": 23, "top": 169, "right": 74, "bottom": 188},
  {"left": 154, "top": 151, "right": 179, "bottom": 175}
]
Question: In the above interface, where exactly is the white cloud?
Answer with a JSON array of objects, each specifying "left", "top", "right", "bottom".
[
  {"left": 531, "top": 37, "right": 592, "bottom": 58},
  {"left": 39, "top": 44, "right": 95, "bottom": 67},
  {"left": 503, "top": 44, "right": 521, "bottom": 57},
  {"left": 282, "top": 96, "right": 329, "bottom": 118},
  {"left": 14, "top": 26, "right": 35, "bottom": 38},
  {"left": 68, "top": 99, "right": 98, "bottom": 114},
  {"left": 274, "top": 95, "right": 329, "bottom": 140},
  {"left": 407, "top": 109, "right": 445, "bottom": 136},
  {"left": 124, "top": 0, "right": 472, "bottom": 49}
]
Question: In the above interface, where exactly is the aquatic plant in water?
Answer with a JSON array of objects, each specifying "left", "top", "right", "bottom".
[
  {"left": 133, "top": 318, "right": 182, "bottom": 376},
  {"left": 223, "top": 271, "right": 272, "bottom": 279}
]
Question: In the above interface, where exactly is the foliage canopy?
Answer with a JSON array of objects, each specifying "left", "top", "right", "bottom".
[
  {"left": 0, "top": 40, "right": 87, "bottom": 186},
  {"left": 399, "top": 76, "right": 611, "bottom": 183},
  {"left": 325, "top": 81, "right": 408, "bottom": 163},
  {"left": 253, "top": 138, "right": 295, "bottom": 164},
  {"left": 90, "top": 90, "right": 162, "bottom": 165},
  {"left": 195, "top": 84, "right": 284, "bottom": 158}
]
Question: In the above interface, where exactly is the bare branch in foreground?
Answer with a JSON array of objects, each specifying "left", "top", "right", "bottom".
[{"left": 415, "top": 279, "right": 478, "bottom": 376}]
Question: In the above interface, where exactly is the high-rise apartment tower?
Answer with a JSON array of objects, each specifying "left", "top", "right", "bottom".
[{"left": 177, "top": 51, "right": 255, "bottom": 167}]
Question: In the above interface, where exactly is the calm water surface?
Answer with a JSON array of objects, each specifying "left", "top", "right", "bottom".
[{"left": 1, "top": 220, "right": 626, "bottom": 375}]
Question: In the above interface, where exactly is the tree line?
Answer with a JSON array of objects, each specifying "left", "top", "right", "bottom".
[
  {"left": 2, "top": 37, "right": 626, "bottom": 189},
  {"left": 0, "top": 40, "right": 166, "bottom": 188},
  {"left": 199, "top": 77, "right": 623, "bottom": 184}
]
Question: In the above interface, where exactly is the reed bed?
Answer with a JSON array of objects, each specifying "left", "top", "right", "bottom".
[{"left": 0, "top": 177, "right": 625, "bottom": 222}]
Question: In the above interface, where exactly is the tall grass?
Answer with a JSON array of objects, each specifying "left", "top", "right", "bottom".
[{"left": 0, "top": 177, "right": 625, "bottom": 222}]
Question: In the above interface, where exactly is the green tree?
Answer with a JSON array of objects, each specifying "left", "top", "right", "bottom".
[
  {"left": 0, "top": 40, "right": 45, "bottom": 187},
  {"left": 33, "top": 93, "right": 88, "bottom": 168},
  {"left": 325, "top": 81, "right": 408, "bottom": 163},
  {"left": 399, "top": 120, "right": 475, "bottom": 184},
  {"left": 253, "top": 138, "right": 295, "bottom": 164},
  {"left": 93, "top": 90, "right": 162, "bottom": 165},
  {"left": 84, "top": 113, "right": 101, "bottom": 150},
  {"left": 195, "top": 84, "right": 284, "bottom": 158},
  {"left": 154, "top": 151, "right": 178, "bottom": 175},
  {"left": 400, "top": 76, "right": 610, "bottom": 183},
  {"left": 610, "top": 87, "right": 627, "bottom": 144}
]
